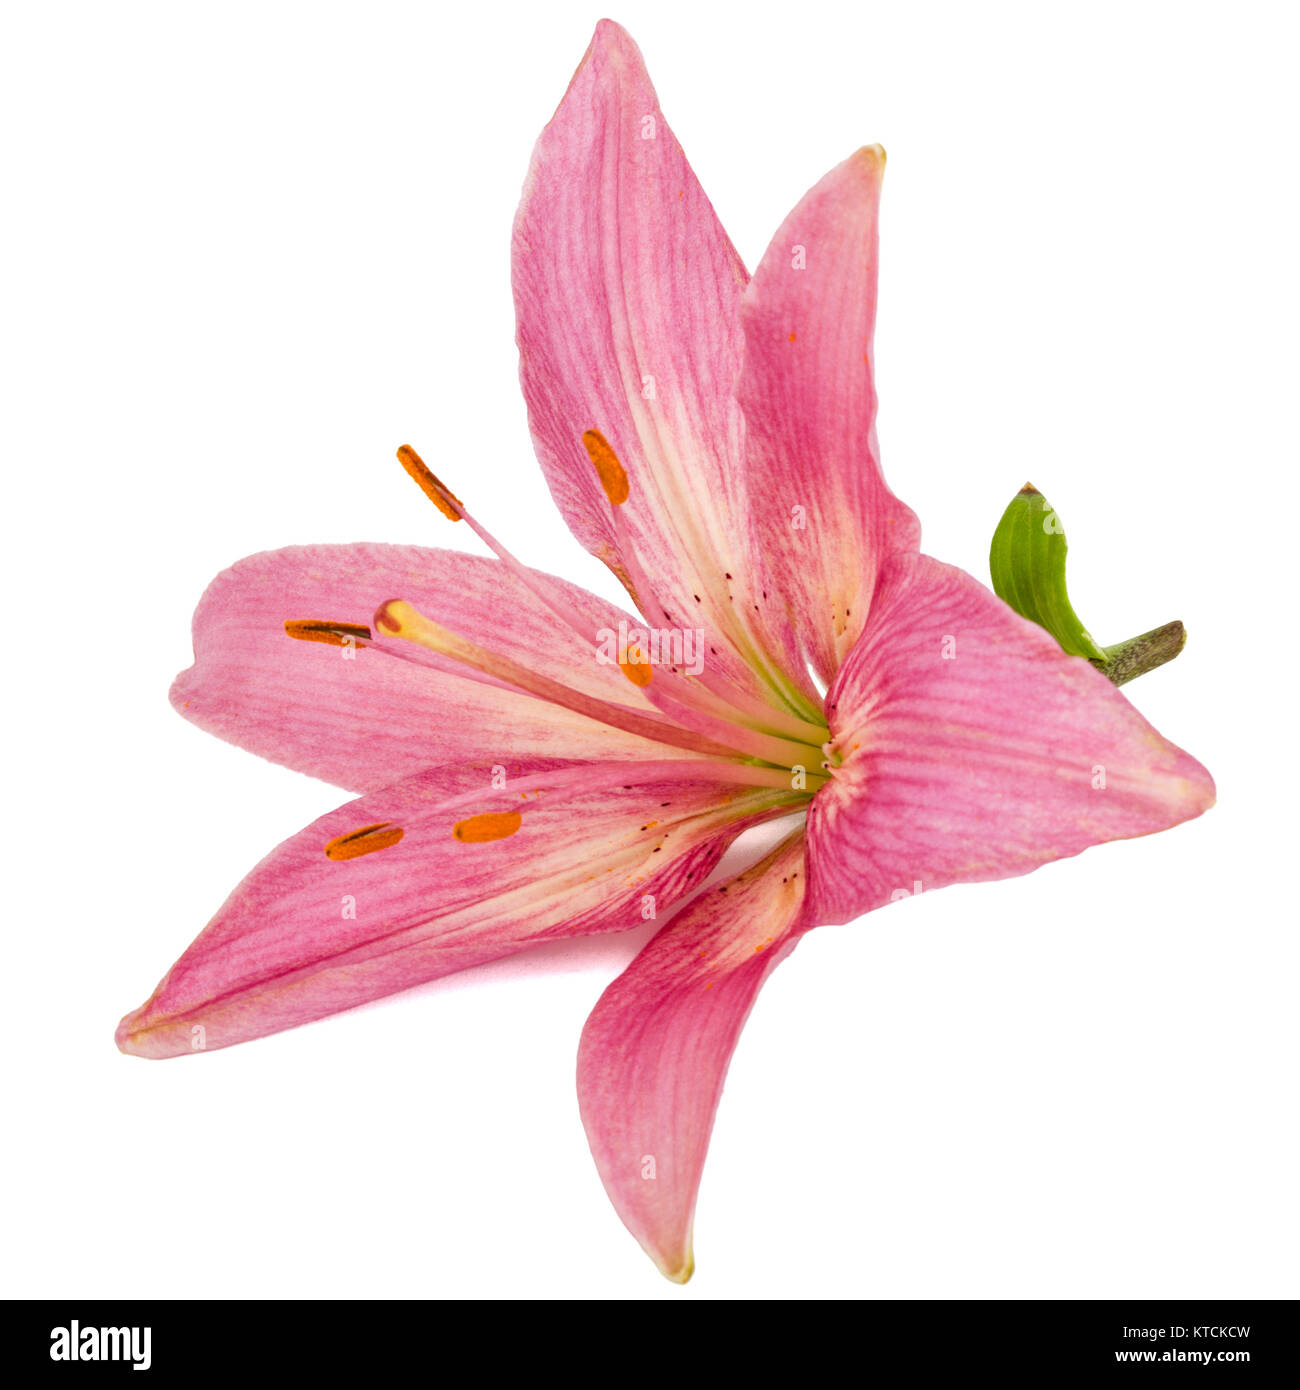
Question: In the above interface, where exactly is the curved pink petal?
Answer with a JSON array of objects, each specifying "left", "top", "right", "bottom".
[
  {"left": 736, "top": 147, "right": 921, "bottom": 686},
  {"left": 118, "top": 760, "right": 801, "bottom": 1059},
  {"left": 806, "top": 553, "right": 1215, "bottom": 925},
  {"left": 577, "top": 831, "right": 807, "bottom": 1281},
  {"left": 171, "top": 542, "right": 680, "bottom": 793},
  {"left": 512, "top": 21, "right": 817, "bottom": 713}
]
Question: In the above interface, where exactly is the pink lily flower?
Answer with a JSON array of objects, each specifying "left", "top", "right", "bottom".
[{"left": 117, "top": 20, "right": 1214, "bottom": 1282}]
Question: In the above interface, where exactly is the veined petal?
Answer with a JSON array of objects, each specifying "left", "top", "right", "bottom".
[
  {"left": 806, "top": 553, "right": 1215, "bottom": 925},
  {"left": 577, "top": 831, "right": 807, "bottom": 1282},
  {"left": 117, "top": 761, "right": 800, "bottom": 1059},
  {"left": 737, "top": 148, "right": 921, "bottom": 686},
  {"left": 171, "top": 542, "right": 677, "bottom": 793},
  {"left": 512, "top": 21, "right": 815, "bottom": 713}
]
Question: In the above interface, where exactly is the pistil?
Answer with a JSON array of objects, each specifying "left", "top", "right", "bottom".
[{"left": 376, "top": 599, "right": 827, "bottom": 773}]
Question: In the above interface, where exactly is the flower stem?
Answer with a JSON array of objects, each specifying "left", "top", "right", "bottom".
[{"left": 1091, "top": 620, "right": 1186, "bottom": 687}]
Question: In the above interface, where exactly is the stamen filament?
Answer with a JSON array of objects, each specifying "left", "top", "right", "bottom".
[
  {"left": 622, "top": 662, "right": 830, "bottom": 769},
  {"left": 659, "top": 675, "right": 831, "bottom": 749},
  {"left": 412, "top": 759, "right": 825, "bottom": 822},
  {"left": 601, "top": 495, "right": 802, "bottom": 721},
  {"left": 426, "top": 480, "right": 619, "bottom": 660},
  {"left": 581, "top": 428, "right": 823, "bottom": 723},
  {"left": 581, "top": 430, "right": 825, "bottom": 725}
]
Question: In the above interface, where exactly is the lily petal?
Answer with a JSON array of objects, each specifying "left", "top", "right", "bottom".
[
  {"left": 577, "top": 831, "right": 807, "bottom": 1281},
  {"left": 118, "top": 761, "right": 799, "bottom": 1059},
  {"left": 806, "top": 553, "right": 1216, "bottom": 925},
  {"left": 512, "top": 21, "right": 815, "bottom": 712},
  {"left": 736, "top": 147, "right": 921, "bottom": 686},
  {"left": 171, "top": 542, "right": 678, "bottom": 793}
]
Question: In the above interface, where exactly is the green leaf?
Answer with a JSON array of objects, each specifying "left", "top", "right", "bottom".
[{"left": 988, "top": 483, "right": 1107, "bottom": 662}]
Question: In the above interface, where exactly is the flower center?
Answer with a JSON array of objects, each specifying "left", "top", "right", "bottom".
[{"left": 285, "top": 442, "right": 836, "bottom": 850}]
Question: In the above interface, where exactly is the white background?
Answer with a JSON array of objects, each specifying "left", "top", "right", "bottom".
[{"left": 2, "top": 0, "right": 1296, "bottom": 1300}]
